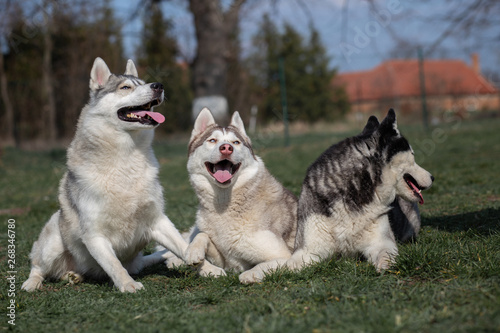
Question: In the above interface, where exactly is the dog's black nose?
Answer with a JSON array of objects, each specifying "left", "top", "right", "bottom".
[
  {"left": 431, "top": 175, "right": 435, "bottom": 182},
  {"left": 150, "top": 82, "right": 163, "bottom": 91}
]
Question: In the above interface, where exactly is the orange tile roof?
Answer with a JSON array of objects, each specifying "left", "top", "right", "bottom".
[{"left": 334, "top": 59, "right": 498, "bottom": 102}]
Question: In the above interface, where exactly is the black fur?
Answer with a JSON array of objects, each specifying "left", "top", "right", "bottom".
[
  {"left": 295, "top": 109, "right": 413, "bottom": 247},
  {"left": 388, "top": 197, "right": 420, "bottom": 242},
  {"left": 386, "top": 137, "right": 412, "bottom": 162},
  {"left": 360, "top": 115, "right": 380, "bottom": 136}
]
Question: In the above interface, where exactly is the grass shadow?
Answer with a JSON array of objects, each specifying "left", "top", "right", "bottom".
[
  {"left": 135, "top": 262, "right": 195, "bottom": 280},
  {"left": 423, "top": 207, "right": 500, "bottom": 235}
]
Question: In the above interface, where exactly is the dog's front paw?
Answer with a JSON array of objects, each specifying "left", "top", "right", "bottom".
[
  {"left": 374, "top": 250, "right": 396, "bottom": 272},
  {"left": 198, "top": 263, "right": 226, "bottom": 278},
  {"left": 185, "top": 246, "right": 205, "bottom": 266},
  {"left": 375, "top": 259, "right": 393, "bottom": 272},
  {"left": 165, "top": 256, "right": 185, "bottom": 269},
  {"left": 239, "top": 269, "right": 265, "bottom": 284},
  {"left": 119, "top": 281, "right": 144, "bottom": 293},
  {"left": 21, "top": 277, "right": 43, "bottom": 292},
  {"left": 161, "top": 250, "right": 186, "bottom": 269}
]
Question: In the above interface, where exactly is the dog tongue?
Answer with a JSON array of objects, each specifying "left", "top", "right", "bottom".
[
  {"left": 213, "top": 163, "right": 233, "bottom": 183},
  {"left": 408, "top": 181, "right": 424, "bottom": 205},
  {"left": 134, "top": 111, "right": 165, "bottom": 124},
  {"left": 214, "top": 170, "right": 232, "bottom": 183}
]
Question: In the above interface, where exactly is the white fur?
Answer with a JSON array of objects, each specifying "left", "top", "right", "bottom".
[
  {"left": 182, "top": 108, "right": 297, "bottom": 278},
  {"left": 22, "top": 58, "right": 188, "bottom": 293}
]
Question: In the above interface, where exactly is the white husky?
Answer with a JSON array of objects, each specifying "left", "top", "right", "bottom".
[
  {"left": 165, "top": 108, "right": 298, "bottom": 279},
  {"left": 21, "top": 58, "right": 189, "bottom": 293}
]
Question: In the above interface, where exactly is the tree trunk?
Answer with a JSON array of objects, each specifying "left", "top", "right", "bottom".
[
  {"left": 42, "top": 0, "right": 57, "bottom": 143},
  {"left": 0, "top": 52, "right": 15, "bottom": 147},
  {"left": 189, "top": 0, "right": 244, "bottom": 98}
]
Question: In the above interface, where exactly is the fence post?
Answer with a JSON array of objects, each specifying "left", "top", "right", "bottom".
[
  {"left": 279, "top": 56, "right": 290, "bottom": 147},
  {"left": 418, "top": 47, "right": 429, "bottom": 129}
]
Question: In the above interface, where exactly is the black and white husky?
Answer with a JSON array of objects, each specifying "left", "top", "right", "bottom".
[
  {"left": 240, "top": 109, "right": 434, "bottom": 283},
  {"left": 22, "top": 58, "right": 189, "bottom": 292}
]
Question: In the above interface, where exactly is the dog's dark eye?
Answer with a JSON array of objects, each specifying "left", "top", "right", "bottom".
[
  {"left": 233, "top": 141, "right": 240, "bottom": 145},
  {"left": 120, "top": 85, "right": 131, "bottom": 90},
  {"left": 208, "top": 138, "right": 217, "bottom": 143}
]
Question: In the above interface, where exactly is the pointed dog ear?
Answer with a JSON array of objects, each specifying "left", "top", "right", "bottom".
[
  {"left": 229, "top": 111, "right": 247, "bottom": 137},
  {"left": 379, "top": 108, "right": 400, "bottom": 138},
  {"left": 191, "top": 107, "right": 216, "bottom": 140},
  {"left": 90, "top": 57, "right": 111, "bottom": 91},
  {"left": 124, "top": 59, "right": 138, "bottom": 77},
  {"left": 361, "top": 115, "right": 380, "bottom": 136}
]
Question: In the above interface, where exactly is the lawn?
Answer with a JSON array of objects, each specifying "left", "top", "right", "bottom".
[{"left": 1, "top": 116, "right": 499, "bottom": 332}]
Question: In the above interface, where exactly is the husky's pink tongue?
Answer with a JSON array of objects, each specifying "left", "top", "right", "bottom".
[
  {"left": 408, "top": 181, "right": 424, "bottom": 205},
  {"left": 134, "top": 111, "right": 165, "bottom": 124},
  {"left": 213, "top": 170, "right": 232, "bottom": 183},
  {"left": 213, "top": 162, "right": 233, "bottom": 183}
]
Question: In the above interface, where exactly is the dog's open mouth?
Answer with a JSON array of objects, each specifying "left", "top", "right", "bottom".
[
  {"left": 205, "top": 160, "right": 241, "bottom": 184},
  {"left": 404, "top": 173, "right": 425, "bottom": 205},
  {"left": 117, "top": 99, "right": 164, "bottom": 125}
]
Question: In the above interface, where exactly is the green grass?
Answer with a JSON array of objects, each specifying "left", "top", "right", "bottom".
[{"left": 1, "top": 118, "right": 499, "bottom": 332}]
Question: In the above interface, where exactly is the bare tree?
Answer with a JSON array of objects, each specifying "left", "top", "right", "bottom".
[
  {"left": 189, "top": 0, "right": 245, "bottom": 98},
  {"left": 41, "top": 0, "right": 57, "bottom": 143},
  {"left": 367, "top": 0, "right": 500, "bottom": 60},
  {"left": 423, "top": 0, "right": 499, "bottom": 56},
  {"left": 0, "top": 0, "right": 16, "bottom": 146},
  {"left": 0, "top": 52, "right": 15, "bottom": 146}
]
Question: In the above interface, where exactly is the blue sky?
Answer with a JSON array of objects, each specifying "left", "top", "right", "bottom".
[{"left": 112, "top": 0, "right": 499, "bottom": 81}]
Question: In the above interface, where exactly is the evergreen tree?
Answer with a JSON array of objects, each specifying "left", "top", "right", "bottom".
[
  {"left": 248, "top": 17, "right": 349, "bottom": 124},
  {"left": 302, "top": 28, "right": 350, "bottom": 122},
  {"left": 137, "top": 2, "right": 193, "bottom": 133},
  {"left": 246, "top": 15, "right": 281, "bottom": 122}
]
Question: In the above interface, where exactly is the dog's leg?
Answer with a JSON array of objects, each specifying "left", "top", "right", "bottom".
[
  {"left": 154, "top": 227, "right": 195, "bottom": 268},
  {"left": 185, "top": 232, "right": 211, "bottom": 265},
  {"left": 286, "top": 248, "right": 321, "bottom": 271},
  {"left": 242, "top": 230, "right": 292, "bottom": 263},
  {"left": 83, "top": 235, "right": 143, "bottom": 292},
  {"left": 22, "top": 265, "right": 45, "bottom": 292},
  {"left": 155, "top": 248, "right": 186, "bottom": 269},
  {"left": 184, "top": 232, "right": 226, "bottom": 277},
  {"left": 197, "top": 260, "right": 227, "bottom": 277},
  {"left": 151, "top": 215, "right": 189, "bottom": 261},
  {"left": 239, "top": 258, "right": 288, "bottom": 284},
  {"left": 126, "top": 249, "right": 171, "bottom": 274},
  {"left": 285, "top": 214, "right": 334, "bottom": 273},
  {"left": 239, "top": 245, "right": 325, "bottom": 284},
  {"left": 205, "top": 237, "right": 225, "bottom": 268},
  {"left": 361, "top": 216, "right": 399, "bottom": 272},
  {"left": 140, "top": 248, "right": 172, "bottom": 268},
  {"left": 237, "top": 230, "right": 293, "bottom": 284},
  {"left": 22, "top": 211, "right": 70, "bottom": 292},
  {"left": 196, "top": 236, "right": 226, "bottom": 277}
]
